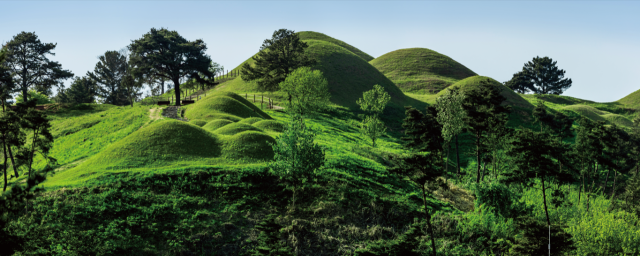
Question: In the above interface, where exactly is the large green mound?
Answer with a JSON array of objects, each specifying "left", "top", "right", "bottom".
[
  {"left": 188, "top": 120, "right": 207, "bottom": 127},
  {"left": 562, "top": 105, "right": 607, "bottom": 122},
  {"left": 213, "top": 122, "right": 263, "bottom": 135},
  {"left": 297, "top": 31, "right": 374, "bottom": 61},
  {"left": 224, "top": 131, "right": 276, "bottom": 161},
  {"left": 370, "top": 48, "right": 477, "bottom": 94},
  {"left": 185, "top": 92, "right": 271, "bottom": 121},
  {"left": 438, "top": 76, "right": 533, "bottom": 110},
  {"left": 238, "top": 117, "right": 264, "bottom": 125},
  {"left": 617, "top": 88, "right": 640, "bottom": 109}
]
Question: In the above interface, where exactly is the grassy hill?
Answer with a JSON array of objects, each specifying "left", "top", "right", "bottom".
[
  {"left": 617, "top": 88, "right": 640, "bottom": 109},
  {"left": 370, "top": 48, "right": 477, "bottom": 94},
  {"left": 298, "top": 31, "right": 374, "bottom": 61}
]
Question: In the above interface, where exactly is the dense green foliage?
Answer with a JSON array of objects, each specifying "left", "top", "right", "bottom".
[
  {"left": 508, "top": 56, "right": 572, "bottom": 95},
  {"left": 278, "top": 67, "right": 330, "bottom": 115},
  {"left": 3, "top": 29, "right": 640, "bottom": 256}
]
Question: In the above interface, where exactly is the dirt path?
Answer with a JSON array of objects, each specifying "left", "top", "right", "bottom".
[{"left": 149, "top": 108, "right": 163, "bottom": 121}]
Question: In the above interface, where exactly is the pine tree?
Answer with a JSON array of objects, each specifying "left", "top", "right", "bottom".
[
  {"left": 504, "top": 71, "right": 534, "bottom": 94},
  {"left": 522, "top": 56, "right": 572, "bottom": 95}
]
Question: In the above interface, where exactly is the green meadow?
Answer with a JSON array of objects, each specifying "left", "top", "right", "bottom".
[{"left": 2, "top": 31, "right": 640, "bottom": 255}]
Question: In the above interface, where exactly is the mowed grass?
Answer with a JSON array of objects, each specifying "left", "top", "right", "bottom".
[
  {"left": 184, "top": 91, "right": 271, "bottom": 121},
  {"left": 370, "top": 48, "right": 477, "bottom": 94},
  {"left": 297, "top": 31, "right": 374, "bottom": 61}
]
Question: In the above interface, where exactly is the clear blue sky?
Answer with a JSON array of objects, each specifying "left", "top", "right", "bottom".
[{"left": 3, "top": 1, "right": 639, "bottom": 102}]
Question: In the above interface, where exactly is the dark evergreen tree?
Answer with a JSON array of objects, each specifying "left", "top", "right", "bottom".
[
  {"left": 13, "top": 100, "right": 54, "bottom": 178},
  {"left": 0, "top": 45, "right": 16, "bottom": 111},
  {"left": 401, "top": 106, "right": 443, "bottom": 153},
  {"left": 3, "top": 32, "right": 73, "bottom": 101},
  {"left": 247, "top": 213, "right": 293, "bottom": 256},
  {"left": 66, "top": 76, "right": 97, "bottom": 104},
  {"left": 522, "top": 56, "right": 572, "bottom": 95},
  {"left": 388, "top": 152, "right": 445, "bottom": 256},
  {"left": 506, "top": 128, "right": 571, "bottom": 226},
  {"left": 241, "top": 29, "right": 316, "bottom": 104},
  {"left": 510, "top": 216, "right": 576, "bottom": 255},
  {"left": 128, "top": 28, "right": 215, "bottom": 106},
  {"left": 87, "top": 50, "right": 129, "bottom": 105},
  {"left": 461, "top": 79, "right": 510, "bottom": 183},
  {"left": 504, "top": 71, "right": 534, "bottom": 94}
]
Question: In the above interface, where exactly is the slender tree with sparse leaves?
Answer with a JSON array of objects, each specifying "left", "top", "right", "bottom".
[
  {"left": 357, "top": 84, "right": 391, "bottom": 147},
  {"left": 435, "top": 87, "right": 466, "bottom": 177}
]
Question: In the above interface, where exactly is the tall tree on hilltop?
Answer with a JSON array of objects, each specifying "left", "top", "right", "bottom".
[
  {"left": 461, "top": 79, "right": 510, "bottom": 183},
  {"left": 4, "top": 32, "right": 73, "bottom": 101},
  {"left": 504, "top": 71, "right": 534, "bottom": 94},
  {"left": 128, "top": 28, "right": 215, "bottom": 106},
  {"left": 522, "top": 56, "right": 572, "bottom": 95},
  {"left": 62, "top": 76, "right": 97, "bottom": 104},
  {"left": 87, "top": 50, "right": 129, "bottom": 105},
  {"left": 241, "top": 29, "right": 316, "bottom": 104},
  {"left": 0, "top": 45, "right": 16, "bottom": 110}
]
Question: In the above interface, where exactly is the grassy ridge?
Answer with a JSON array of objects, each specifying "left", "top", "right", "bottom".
[
  {"left": 297, "top": 31, "right": 374, "bottom": 61},
  {"left": 370, "top": 48, "right": 477, "bottom": 94}
]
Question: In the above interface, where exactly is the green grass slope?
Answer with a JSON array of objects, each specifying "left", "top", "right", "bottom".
[
  {"left": 253, "top": 120, "right": 285, "bottom": 132},
  {"left": 202, "top": 119, "right": 234, "bottom": 131},
  {"left": 370, "top": 48, "right": 477, "bottom": 94},
  {"left": 213, "top": 122, "right": 263, "bottom": 135},
  {"left": 297, "top": 31, "right": 374, "bottom": 61},
  {"left": 617, "top": 88, "right": 640, "bottom": 109}
]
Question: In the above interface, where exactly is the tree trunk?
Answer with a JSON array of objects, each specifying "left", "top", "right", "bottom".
[
  {"left": 161, "top": 79, "right": 165, "bottom": 94},
  {"left": 602, "top": 169, "right": 611, "bottom": 196},
  {"left": 22, "top": 69, "right": 28, "bottom": 103},
  {"left": 7, "top": 145, "right": 18, "bottom": 178},
  {"left": 455, "top": 135, "right": 461, "bottom": 178},
  {"left": 476, "top": 131, "right": 481, "bottom": 183},
  {"left": 541, "top": 177, "right": 551, "bottom": 226},
  {"left": 28, "top": 127, "right": 39, "bottom": 177},
  {"left": 611, "top": 170, "right": 618, "bottom": 200},
  {"left": 445, "top": 141, "right": 450, "bottom": 176},
  {"left": 173, "top": 78, "right": 181, "bottom": 106},
  {"left": 421, "top": 187, "right": 437, "bottom": 256},
  {"left": 3, "top": 142, "right": 8, "bottom": 192}
]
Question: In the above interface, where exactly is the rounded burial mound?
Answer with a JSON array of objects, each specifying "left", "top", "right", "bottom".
[
  {"left": 297, "top": 31, "right": 374, "bottom": 61},
  {"left": 76, "top": 119, "right": 223, "bottom": 169},
  {"left": 617, "top": 88, "right": 640, "bottom": 109},
  {"left": 437, "top": 76, "right": 533, "bottom": 110},
  {"left": 214, "top": 122, "right": 263, "bottom": 135},
  {"left": 189, "top": 120, "right": 208, "bottom": 127},
  {"left": 185, "top": 92, "right": 271, "bottom": 121},
  {"left": 223, "top": 131, "right": 276, "bottom": 161},
  {"left": 253, "top": 120, "right": 285, "bottom": 132},
  {"left": 238, "top": 117, "right": 264, "bottom": 125},
  {"left": 370, "top": 48, "right": 477, "bottom": 94},
  {"left": 202, "top": 119, "right": 234, "bottom": 132}
]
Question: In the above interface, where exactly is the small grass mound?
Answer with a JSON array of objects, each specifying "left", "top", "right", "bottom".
[
  {"left": 562, "top": 105, "right": 607, "bottom": 122},
  {"left": 213, "top": 122, "right": 263, "bottom": 135},
  {"left": 238, "top": 117, "right": 263, "bottom": 125},
  {"left": 185, "top": 92, "right": 271, "bottom": 121},
  {"left": 603, "top": 114, "right": 634, "bottom": 127},
  {"left": 188, "top": 120, "right": 208, "bottom": 127},
  {"left": 370, "top": 48, "right": 477, "bottom": 94},
  {"left": 223, "top": 131, "right": 276, "bottom": 161},
  {"left": 437, "top": 76, "right": 533, "bottom": 110},
  {"left": 202, "top": 119, "right": 234, "bottom": 132},
  {"left": 253, "top": 120, "right": 285, "bottom": 132}
]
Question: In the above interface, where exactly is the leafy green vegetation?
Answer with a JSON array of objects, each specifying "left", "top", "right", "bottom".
[{"left": 4, "top": 30, "right": 640, "bottom": 256}]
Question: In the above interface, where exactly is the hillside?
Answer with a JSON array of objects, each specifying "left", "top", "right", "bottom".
[{"left": 370, "top": 48, "right": 477, "bottom": 94}]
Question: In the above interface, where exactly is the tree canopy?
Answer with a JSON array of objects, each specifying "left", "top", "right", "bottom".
[
  {"left": 241, "top": 29, "right": 315, "bottom": 94},
  {"left": 128, "top": 28, "right": 214, "bottom": 106},
  {"left": 87, "top": 50, "right": 129, "bottom": 105},
  {"left": 4, "top": 32, "right": 73, "bottom": 102},
  {"left": 524, "top": 56, "right": 572, "bottom": 95},
  {"left": 278, "top": 66, "right": 330, "bottom": 115}
]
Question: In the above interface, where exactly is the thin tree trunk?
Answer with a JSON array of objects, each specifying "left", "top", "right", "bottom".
[
  {"left": 602, "top": 169, "right": 611, "bottom": 196},
  {"left": 476, "top": 131, "right": 481, "bottom": 183},
  {"left": 3, "top": 142, "right": 8, "bottom": 192},
  {"left": 541, "top": 177, "right": 551, "bottom": 226},
  {"left": 611, "top": 170, "right": 618, "bottom": 200},
  {"left": 445, "top": 141, "right": 450, "bottom": 176},
  {"left": 28, "top": 127, "right": 39, "bottom": 177},
  {"left": 455, "top": 135, "right": 461, "bottom": 178},
  {"left": 7, "top": 145, "right": 18, "bottom": 178},
  {"left": 421, "top": 186, "right": 437, "bottom": 256}
]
